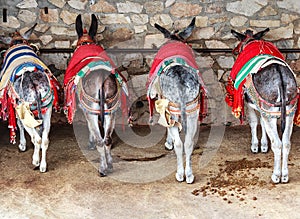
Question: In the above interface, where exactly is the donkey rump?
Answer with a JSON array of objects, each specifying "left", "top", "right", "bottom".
[
  {"left": 147, "top": 40, "right": 207, "bottom": 123},
  {"left": 225, "top": 40, "right": 293, "bottom": 122},
  {"left": 64, "top": 44, "right": 127, "bottom": 123}
]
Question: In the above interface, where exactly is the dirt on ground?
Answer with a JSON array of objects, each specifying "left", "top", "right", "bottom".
[{"left": 1, "top": 118, "right": 300, "bottom": 219}]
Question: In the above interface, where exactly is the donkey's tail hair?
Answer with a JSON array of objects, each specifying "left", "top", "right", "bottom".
[
  {"left": 99, "top": 77, "right": 105, "bottom": 126},
  {"left": 36, "top": 92, "right": 43, "bottom": 120},
  {"left": 277, "top": 65, "right": 286, "bottom": 134},
  {"left": 180, "top": 95, "right": 187, "bottom": 133}
]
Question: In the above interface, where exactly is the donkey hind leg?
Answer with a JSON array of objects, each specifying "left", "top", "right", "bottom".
[
  {"left": 168, "top": 124, "right": 184, "bottom": 182},
  {"left": 281, "top": 115, "right": 294, "bottom": 183},
  {"left": 103, "top": 113, "right": 115, "bottom": 173},
  {"left": 184, "top": 112, "right": 198, "bottom": 184},
  {"left": 260, "top": 116, "right": 268, "bottom": 153},
  {"left": 22, "top": 123, "right": 42, "bottom": 168},
  {"left": 17, "top": 118, "right": 27, "bottom": 152},
  {"left": 165, "top": 128, "right": 174, "bottom": 150},
  {"left": 84, "top": 112, "right": 107, "bottom": 176},
  {"left": 247, "top": 105, "right": 259, "bottom": 153},
  {"left": 261, "top": 116, "right": 282, "bottom": 183},
  {"left": 39, "top": 107, "right": 52, "bottom": 172}
]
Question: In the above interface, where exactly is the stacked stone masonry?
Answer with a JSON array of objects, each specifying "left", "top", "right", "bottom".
[{"left": 0, "top": 0, "right": 300, "bottom": 125}]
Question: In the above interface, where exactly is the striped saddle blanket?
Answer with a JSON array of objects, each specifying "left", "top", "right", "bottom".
[
  {"left": 234, "top": 54, "right": 291, "bottom": 89},
  {"left": 0, "top": 44, "right": 50, "bottom": 93}
]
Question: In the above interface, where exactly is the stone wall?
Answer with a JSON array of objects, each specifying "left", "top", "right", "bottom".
[{"left": 1, "top": 0, "right": 300, "bottom": 125}]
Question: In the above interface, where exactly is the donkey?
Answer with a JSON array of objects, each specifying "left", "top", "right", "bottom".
[
  {"left": 147, "top": 18, "right": 207, "bottom": 184},
  {"left": 0, "top": 24, "right": 60, "bottom": 172},
  {"left": 227, "top": 28, "right": 298, "bottom": 183},
  {"left": 64, "top": 14, "right": 128, "bottom": 176}
]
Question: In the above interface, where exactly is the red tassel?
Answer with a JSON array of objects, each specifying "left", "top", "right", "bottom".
[
  {"left": 293, "top": 93, "right": 300, "bottom": 126},
  {"left": 64, "top": 82, "right": 76, "bottom": 124},
  {"left": 147, "top": 96, "right": 155, "bottom": 117},
  {"left": 7, "top": 97, "right": 16, "bottom": 144}
]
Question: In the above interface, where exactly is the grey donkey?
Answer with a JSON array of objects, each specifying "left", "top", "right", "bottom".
[
  {"left": 149, "top": 18, "right": 206, "bottom": 183},
  {"left": 231, "top": 28, "right": 298, "bottom": 183},
  {"left": 0, "top": 24, "right": 55, "bottom": 172}
]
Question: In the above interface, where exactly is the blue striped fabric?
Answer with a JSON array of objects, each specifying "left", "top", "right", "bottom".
[{"left": 0, "top": 45, "right": 39, "bottom": 80}]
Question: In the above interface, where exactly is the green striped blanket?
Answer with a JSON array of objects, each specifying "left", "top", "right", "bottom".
[{"left": 234, "top": 54, "right": 286, "bottom": 89}]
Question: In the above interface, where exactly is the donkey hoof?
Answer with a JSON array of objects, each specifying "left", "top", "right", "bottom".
[
  {"left": 281, "top": 175, "right": 289, "bottom": 183},
  {"left": 251, "top": 146, "right": 259, "bottom": 154},
  {"left": 99, "top": 171, "right": 107, "bottom": 177},
  {"left": 32, "top": 160, "right": 40, "bottom": 167},
  {"left": 186, "top": 174, "right": 194, "bottom": 184},
  {"left": 18, "top": 144, "right": 26, "bottom": 152},
  {"left": 176, "top": 173, "right": 184, "bottom": 182},
  {"left": 261, "top": 145, "right": 268, "bottom": 153},
  {"left": 164, "top": 141, "right": 173, "bottom": 151},
  {"left": 40, "top": 166, "right": 47, "bottom": 173},
  {"left": 271, "top": 174, "right": 280, "bottom": 184}
]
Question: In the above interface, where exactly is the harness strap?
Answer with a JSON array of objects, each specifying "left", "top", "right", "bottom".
[
  {"left": 77, "top": 77, "right": 121, "bottom": 115},
  {"left": 161, "top": 92, "right": 201, "bottom": 116},
  {"left": 244, "top": 74, "right": 298, "bottom": 118}
]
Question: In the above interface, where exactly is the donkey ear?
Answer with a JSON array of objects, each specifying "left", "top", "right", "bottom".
[
  {"left": 89, "top": 14, "right": 98, "bottom": 39},
  {"left": 154, "top": 23, "right": 171, "bottom": 39},
  {"left": 178, "top": 17, "right": 196, "bottom": 40},
  {"left": 253, "top": 28, "right": 270, "bottom": 40},
  {"left": 231, "top": 29, "right": 246, "bottom": 41},
  {"left": 23, "top": 23, "right": 37, "bottom": 40},
  {"left": 75, "top": 15, "right": 83, "bottom": 39}
]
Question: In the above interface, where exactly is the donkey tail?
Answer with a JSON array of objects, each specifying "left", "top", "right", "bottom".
[
  {"left": 36, "top": 91, "right": 44, "bottom": 136},
  {"left": 28, "top": 72, "right": 44, "bottom": 135},
  {"left": 27, "top": 73, "right": 43, "bottom": 120},
  {"left": 277, "top": 65, "right": 286, "bottom": 134},
  {"left": 99, "top": 80, "right": 105, "bottom": 125},
  {"left": 36, "top": 92, "right": 43, "bottom": 120},
  {"left": 180, "top": 97, "right": 187, "bottom": 133}
]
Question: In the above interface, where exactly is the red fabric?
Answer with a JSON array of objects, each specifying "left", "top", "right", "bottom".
[
  {"left": 225, "top": 40, "right": 285, "bottom": 122},
  {"left": 0, "top": 88, "right": 16, "bottom": 143},
  {"left": 64, "top": 44, "right": 115, "bottom": 86},
  {"left": 0, "top": 88, "right": 8, "bottom": 120},
  {"left": 7, "top": 97, "right": 16, "bottom": 144},
  {"left": 49, "top": 74, "right": 62, "bottom": 112},
  {"left": 147, "top": 40, "right": 198, "bottom": 89},
  {"left": 294, "top": 93, "right": 300, "bottom": 126},
  {"left": 64, "top": 81, "right": 76, "bottom": 124},
  {"left": 230, "top": 41, "right": 284, "bottom": 80}
]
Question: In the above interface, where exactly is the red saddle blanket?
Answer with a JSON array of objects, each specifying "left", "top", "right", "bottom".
[
  {"left": 64, "top": 44, "right": 115, "bottom": 86},
  {"left": 147, "top": 40, "right": 207, "bottom": 122},
  {"left": 64, "top": 44, "right": 128, "bottom": 124},
  {"left": 147, "top": 41, "right": 199, "bottom": 85},
  {"left": 225, "top": 40, "right": 285, "bottom": 122}
]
